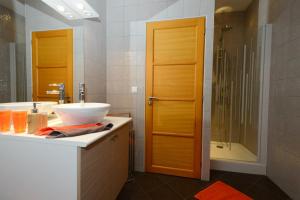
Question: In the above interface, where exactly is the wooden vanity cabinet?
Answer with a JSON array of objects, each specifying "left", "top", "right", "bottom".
[{"left": 80, "top": 124, "right": 129, "bottom": 200}]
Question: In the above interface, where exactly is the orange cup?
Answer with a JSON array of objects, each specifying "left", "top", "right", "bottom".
[
  {"left": 12, "top": 111, "right": 27, "bottom": 133},
  {"left": 0, "top": 110, "right": 12, "bottom": 132}
]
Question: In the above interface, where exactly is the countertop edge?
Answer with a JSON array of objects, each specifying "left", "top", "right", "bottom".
[{"left": 0, "top": 117, "right": 132, "bottom": 148}]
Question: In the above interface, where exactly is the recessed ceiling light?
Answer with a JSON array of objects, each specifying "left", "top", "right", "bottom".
[
  {"left": 77, "top": 3, "right": 85, "bottom": 10},
  {"left": 57, "top": 5, "right": 65, "bottom": 12},
  {"left": 64, "top": 12, "right": 73, "bottom": 18},
  {"left": 41, "top": 0, "right": 99, "bottom": 20}
]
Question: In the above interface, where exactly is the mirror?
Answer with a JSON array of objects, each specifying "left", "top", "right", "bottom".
[
  {"left": 0, "top": 0, "right": 26, "bottom": 103},
  {"left": 0, "top": 0, "right": 104, "bottom": 104}
]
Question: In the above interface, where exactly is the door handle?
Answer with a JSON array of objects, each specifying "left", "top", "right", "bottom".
[
  {"left": 49, "top": 83, "right": 64, "bottom": 87},
  {"left": 46, "top": 90, "right": 59, "bottom": 95},
  {"left": 148, "top": 96, "right": 159, "bottom": 105}
]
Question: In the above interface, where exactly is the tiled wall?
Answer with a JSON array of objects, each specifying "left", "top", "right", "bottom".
[
  {"left": 106, "top": 0, "right": 215, "bottom": 179},
  {"left": 267, "top": 0, "right": 300, "bottom": 199},
  {"left": 0, "top": 4, "right": 26, "bottom": 103},
  {"left": 84, "top": 0, "right": 107, "bottom": 102}
]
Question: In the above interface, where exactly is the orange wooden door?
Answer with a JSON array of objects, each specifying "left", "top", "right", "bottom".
[
  {"left": 145, "top": 18, "right": 205, "bottom": 178},
  {"left": 32, "top": 29, "right": 73, "bottom": 102}
]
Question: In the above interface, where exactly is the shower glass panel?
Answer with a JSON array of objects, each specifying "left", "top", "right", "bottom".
[
  {"left": 0, "top": 1, "right": 26, "bottom": 103},
  {"left": 211, "top": 1, "right": 260, "bottom": 162}
]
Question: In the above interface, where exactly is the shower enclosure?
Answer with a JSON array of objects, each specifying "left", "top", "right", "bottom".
[{"left": 211, "top": 5, "right": 261, "bottom": 163}]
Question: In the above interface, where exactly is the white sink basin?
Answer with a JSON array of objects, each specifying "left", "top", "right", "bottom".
[
  {"left": 53, "top": 103, "right": 111, "bottom": 125},
  {"left": 0, "top": 102, "right": 57, "bottom": 114}
]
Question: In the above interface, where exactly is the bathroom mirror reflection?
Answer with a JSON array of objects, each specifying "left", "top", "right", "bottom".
[
  {"left": 0, "top": 0, "right": 26, "bottom": 103},
  {"left": 0, "top": 0, "right": 104, "bottom": 104}
]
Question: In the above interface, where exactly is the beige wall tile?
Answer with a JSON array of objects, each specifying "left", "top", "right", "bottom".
[{"left": 267, "top": 0, "right": 300, "bottom": 199}]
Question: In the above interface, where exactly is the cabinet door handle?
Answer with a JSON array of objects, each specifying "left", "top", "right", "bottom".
[{"left": 110, "top": 134, "right": 118, "bottom": 141}]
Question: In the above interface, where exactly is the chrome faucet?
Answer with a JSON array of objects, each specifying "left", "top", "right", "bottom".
[
  {"left": 79, "top": 83, "right": 85, "bottom": 103},
  {"left": 47, "top": 83, "right": 65, "bottom": 104}
]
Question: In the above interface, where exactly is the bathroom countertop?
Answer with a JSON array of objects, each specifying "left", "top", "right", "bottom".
[{"left": 0, "top": 116, "right": 132, "bottom": 148}]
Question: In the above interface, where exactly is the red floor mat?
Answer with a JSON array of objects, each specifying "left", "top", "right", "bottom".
[{"left": 194, "top": 181, "right": 253, "bottom": 200}]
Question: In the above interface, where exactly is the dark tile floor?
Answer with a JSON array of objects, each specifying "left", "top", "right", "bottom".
[{"left": 117, "top": 170, "right": 292, "bottom": 200}]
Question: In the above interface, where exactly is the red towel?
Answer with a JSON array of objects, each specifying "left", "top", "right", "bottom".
[
  {"left": 36, "top": 123, "right": 103, "bottom": 136},
  {"left": 194, "top": 181, "right": 252, "bottom": 200}
]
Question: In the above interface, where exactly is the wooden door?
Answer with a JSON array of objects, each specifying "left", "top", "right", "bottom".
[
  {"left": 32, "top": 29, "right": 73, "bottom": 102},
  {"left": 145, "top": 18, "right": 205, "bottom": 178}
]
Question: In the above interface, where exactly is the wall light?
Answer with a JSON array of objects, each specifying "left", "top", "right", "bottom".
[
  {"left": 41, "top": 0, "right": 99, "bottom": 20},
  {"left": 215, "top": 6, "right": 234, "bottom": 14}
]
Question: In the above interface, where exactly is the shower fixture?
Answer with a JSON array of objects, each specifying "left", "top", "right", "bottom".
[
  {"left": 219, "top": 24, "right": 233, "bottom": 47},
  {"left": 221, "top": 24, "right": 233, "bottom": 32},
  {"left": 213, "top": 23, "right": 258, "bottom": 153}
]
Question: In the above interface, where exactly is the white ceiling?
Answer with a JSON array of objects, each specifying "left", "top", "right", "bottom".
[{"left": 215, "top": 0, "right": 253, "bottom": 13}]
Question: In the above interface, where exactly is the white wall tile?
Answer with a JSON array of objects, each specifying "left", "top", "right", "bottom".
[
  {"left": 167, "top": 0, "right": 184, "bottom": 19},
  {"left": 136, "top": 21, "right": 146, "bottom": 36},
  {"left": 107, "top": 6, "right": 124, "bottom": 22},
  {"left": 184, "top": 0, "right": 201, "bottom": 17},
  {"left": 124, "top": 5, "right": 138, "bottom": 21},
  {"left": 124, "top": 51, "right": 137, "bottom": 66},
  {"left": 107, "top": 0, "right": 124, "bottom": 8},
  {"left": 124, "top": 0, "right": 139, "bottom": 6},
  {"left": 136, "top": 51, "right": 146, "bottom": 66},
  {"left": 135, "top": 35, "right": 146, "bottom": 51},
  {"left": 107, "top": 22, "right": 125, "bottom": 37},
  {"left": 124, "top": 21, "right": 137, "bottom": 36}
]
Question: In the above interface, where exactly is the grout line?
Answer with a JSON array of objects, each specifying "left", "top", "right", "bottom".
[
  {"left": 154, "top": 174, "right": 188, "bottom": 199},
  {"left": 162, "top": 181, "right": 186, "bottom": 200},
  {"left": 133, "top": 173, "right": 165, "bottom": 199}
]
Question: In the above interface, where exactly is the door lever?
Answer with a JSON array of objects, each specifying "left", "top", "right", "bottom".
[{"left": 148, "top": 96, "right": 158, "bottom": 105}]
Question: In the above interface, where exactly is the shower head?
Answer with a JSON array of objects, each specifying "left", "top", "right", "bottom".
[
  {"left": 221, "top": 25, "right": 233, "bottom": 32},
  {"left": 218, "top": 24, "right": 233, "bottom": 48}
]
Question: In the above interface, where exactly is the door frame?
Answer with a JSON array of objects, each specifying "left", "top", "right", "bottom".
[{"left": 145, "top": 17, "right": 206, "bottom": 178}]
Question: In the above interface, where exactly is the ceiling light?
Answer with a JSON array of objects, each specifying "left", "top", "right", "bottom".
[
  {"left": 41, "top": 0, "right": 99, "bottom": 20},
  {"left": 57, "top": 5, "right": 65, "bottom": 12},
  {"left": 77, "top": 3, "right": 85, "bottom": 10},
  {"left": 215, "top": 6, "right": 233, "bottom": 14}
]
